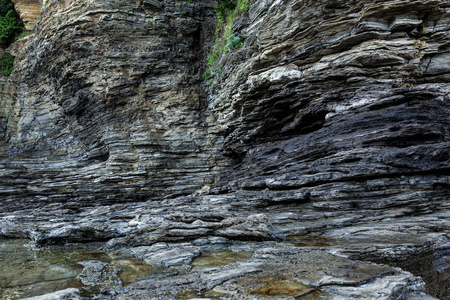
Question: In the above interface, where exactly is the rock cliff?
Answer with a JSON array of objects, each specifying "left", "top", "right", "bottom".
[
  {"left": 1, "top": 0, "right": 228, "bottom": 211},
  {"left": 210, "top": 0, "right": 450, "bottom": 209},
  {"left": 0, "top": 0, "right": 449, "bottom": 299}
]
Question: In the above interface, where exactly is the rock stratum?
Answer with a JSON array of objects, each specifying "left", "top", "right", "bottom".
[
  {"left": 0, "top": 0, "right": 449, "bottom": 299},
  {"left": 10, "top": 0, "right": 42, "bottom": 30}
]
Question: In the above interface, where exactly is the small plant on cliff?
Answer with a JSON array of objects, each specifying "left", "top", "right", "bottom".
[
  {"left": 226, "top": 34, "right": 243, "bottom": 50},
  {"left": 203, "top": 0, "right": 251, "bottom": 82},
  {"left": 15, "top": 30, "right": 29, "bottom": 40},
  {"left": 214, "top": 0, "right": 236, "bottom": 24},
  {"left": 175, "top": 0, "right": 197, "bottom": 16},
  {"left": 0, "top": 51, "right": 14, "bottom": 76}
]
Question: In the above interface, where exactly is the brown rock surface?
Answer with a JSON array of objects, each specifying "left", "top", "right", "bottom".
[
  {"left": 11, "top": 0, "right": 42, "bottom": 30},
  {"left": 0, "top": 0, "right": 449, "bottom": 299},
  {"left": 1, "top": 0, "right": 228, "bottom": 209}
]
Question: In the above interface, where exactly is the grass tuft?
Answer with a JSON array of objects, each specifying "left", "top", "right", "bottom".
[{"left": 203, "top": 0, "right": 252, "bottom": 82}]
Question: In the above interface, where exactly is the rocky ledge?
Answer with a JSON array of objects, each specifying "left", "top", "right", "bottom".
[
  {"left": 11, "top": 0, "right": 42, "bottom": 30},
  {"left": 1, "top": 194, "right": 449, "bottom": 299},
  {"left": 0, "top": 0, "right": 449, "bottom": 299}
]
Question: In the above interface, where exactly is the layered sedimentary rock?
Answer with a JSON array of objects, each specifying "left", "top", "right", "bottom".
[
  {"left": 11, "top": 0, "right": 42, "bottom": 30},
  {"left": 0, "top": 0, "right": 449, "bottom": 299},
  {"left": 1, "top": 0, "right": 228, "bottom": 211},
  {"left": 209, "top": 0, "right": 450, "bottom": 211}
]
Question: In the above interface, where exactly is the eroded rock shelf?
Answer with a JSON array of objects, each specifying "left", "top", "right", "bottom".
[{"left": 0, "top": 0, "right": 449, "bottom": 299}]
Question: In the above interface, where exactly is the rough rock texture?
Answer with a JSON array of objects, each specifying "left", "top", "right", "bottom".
[
  {"left": 1, "top": 0, "right": 228, "bottom": 211},
  {"left": 209, "top": 0, "right": 450, "bottom": 211},
  {"left": 11, "top": 0, "right": 42, "bottom": 30},
  {"left": 0, "top": 0, "right": 449, "bottom": 299},
  {"left": 1, "top": 194, "right": 449, "bottom": 298}
]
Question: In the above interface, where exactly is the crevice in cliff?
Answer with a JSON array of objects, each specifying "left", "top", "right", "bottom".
[{"left": 239, "top": 168, "right": 450, "bottom": 192}]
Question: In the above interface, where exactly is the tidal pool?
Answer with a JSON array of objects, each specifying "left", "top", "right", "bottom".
[{"left": 0, "top": 239, "right": 153, "bottom": 299}]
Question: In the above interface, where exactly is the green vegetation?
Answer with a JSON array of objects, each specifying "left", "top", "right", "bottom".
[
  {"left": 203, "top": 0, "right": 251, "bottom": 82},
  {"left": 227, "top": 34, "right": 244, "bottom": 50},
  {"left": 0, "top": 0, "right": 24, "bottom": 76},
  {"left": 0, "top": 0, "right": 23, "bottom": 46},
  {"left": 175, "top": 0, "right": 196, "bottom": 11},
  {"left": 0, "top": 51, "right": 14, "bottom": 76},
  {"left": 0, "top": 0, "right": 14, "bottom": 16},
  {"left": 14, "top": 30, "right": 29, "bottom": 40}
]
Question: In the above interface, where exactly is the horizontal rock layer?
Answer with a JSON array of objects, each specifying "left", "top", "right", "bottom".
[
  {"left": 11, "top": 0, "right": 42, "bottom": 30},
  {"left": 0, "top": 0, "right": 449, "bottom": 299},
  {"left": 209, "top": 0, "right": 450, "bottom": 213},
  {"left": 1, "top": 0, "right": 228, "bottom": 210}
]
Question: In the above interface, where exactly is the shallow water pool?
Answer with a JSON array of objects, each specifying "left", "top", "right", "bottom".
[{"left": 0, "top": 239, "right": 153, "bottom": 299}]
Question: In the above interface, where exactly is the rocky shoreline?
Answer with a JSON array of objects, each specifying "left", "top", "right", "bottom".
[
  {"left": 0, "top": 0, "right": 449, "bottom": 298},
  {"left": 2, "top": 193, "right": 449, "bottom": 299}
]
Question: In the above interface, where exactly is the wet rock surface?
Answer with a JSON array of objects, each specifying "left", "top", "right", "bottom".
[
  {"left": 1, "top": 194, "right": 449, "bottom": 298},
  {"left": 0, "top": 238, "right": 153, "bottom": 299},
  {"left": 0, "top": 0, "right": 449, "bottom": 299},
  {"left": 21, "top": 288, "right": 81, "bottom": 300}
]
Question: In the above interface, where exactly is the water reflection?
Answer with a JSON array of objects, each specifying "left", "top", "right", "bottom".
[{"left": 0, "top": 239, "right": 152, "bottom": 299}]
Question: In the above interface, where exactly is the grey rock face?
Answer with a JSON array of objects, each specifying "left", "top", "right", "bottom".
[
  {"left": 0, "top": 0, "right": 449, "bottom": 299},
  {"left": 209, "top": 0, "right": 450, "bottom": 213},
  {"left": 0, "top": 0, "right": 228, "bottom": 210}
]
